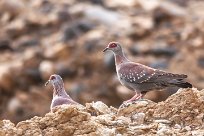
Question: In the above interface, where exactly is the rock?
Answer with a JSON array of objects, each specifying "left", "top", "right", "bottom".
[
  {"left": 22, "top": 48, "right": 42, "bottom": 68},
  {"left": 23, "top": 68, "right": 42, "bottom": 84},
  {"left": 138, "top": 0, "right": 186, "bottom": 16},
  {"left": 0, "top": 63, "right": 14, "bottom": 91},
  {"left": 84, "top": 6, "right": 132, "bottom": 32},
  {"left": 145, "top": 46, "right": 177, "bottom": 57},
  {"left": 59, "top": 20, "right": 93, "bottom": 42},
  {"left": 133, "top": 16, "right": 154, "bottom": 30},
  {"left": 158, "top": 1, "right": 187, "bottom": 16},
  {"left": 192, "top": 130, "right": 204, "bottom": 136},
  {"left": 128, "top": 16, "right": 154, "bottom": 39},
  {"left": 81, "top": 29, "right": 104, "bottom": 53},
  {"left": 117, "top": 99, "right": 155, "bottom": 116},
  {"left": 39, "top": 60, "right": 55, "bottom": 80},
  {"left": 57, "top": 10, "right": 71, "bottom": 22},
  {"left": 170, "top": 0, "right": 189, "bottom": 6},
  {"left": 0, "top": 39, "right": 13, "bottom": 51},
  {"left": 60, "top": 25, "right": 80, "bottom": 41},
  {"left": 24, "top": 7, "right": 58, "bottom": 26},
  {"left": 154, "top": 119, "right": 172, "bottom": 124},
  {"left": 104, "top": 0, "right": 137, "bottom": 8},
  {"left": 131, "top": 112, "right": 145, "bottom": 124},
  {"left": 153, "top": 88, "right": 204, "bottom": 126},
  {"left": 76, "top": 20, "right": 94, "bottom": 33},
  {"left": 191, "top": 37, "right": 203, "bottom": 47},
  {"left": 0, "top": 0, "right": 25, "bottom": 17},
  {"left": 44, "top": 43, "right": 70, "bottom": 59},
  {"left": 89, "top": 0, "right": 104, "bottom": 5},
  {"left": 83, "top": 39, "right": 100, "bottom": 53},
  {"left": 144, "top": 88, "right": 178, "bottom": 102},
  {"left": 129, "top": 45, "right": 141, "bottom": 55},
  {"left": 174, "top": 124, "right": 182, "bottom": 130},
  {"left": 198, "top": 57, "right": 204, "bottom": 68},
  {"left": 1, "top": 88, "right": 204, "bottom": 135},
  {"left": 14, "top": 36, "right": 40, "bottom": 50},
  {"left": 68, "top": 83, "right": 84, "bottom": 101},
  {"left": 87, "top": 101, "right": 111, "bottom": 114},
  {"left": 5, "top": 19, "right": 27, "bottom": 38},
  {"left": 55, "top": 61, "right": 77, "bottom": 78},
  {"left": 7, "top": 97, "right": 22, "bottom": 114},
  {"left": 157, "top": 123, "right": 172, "bottom": 135},
  {"left": 0, "top": 120, "right": 16, "bottom": 136},
  {"left": 129, "top": 43, "right": 153, "bottom": 55},
  {"left": 149, "top": 60, "right": 169, "bottom": 69},
  {"left": 137, "top": 0, "right": 160, "bottom": 11}
]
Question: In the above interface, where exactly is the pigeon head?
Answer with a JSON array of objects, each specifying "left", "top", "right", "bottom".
[
  {"left": 103, "top": 42, "right": 122, "bottom": 54},
  {"left": 45, "top": 74, "right": 63, "bottom": 86}
]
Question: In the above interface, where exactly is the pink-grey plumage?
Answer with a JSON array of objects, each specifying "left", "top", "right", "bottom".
[
  {"left": 103, "top": 42, "right": 192, "bottom": 103},
  {"left": 45, "top": 74, "right": 79, "bottom": 111}
]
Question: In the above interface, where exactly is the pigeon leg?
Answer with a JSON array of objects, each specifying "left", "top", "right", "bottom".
[{"left": 123, "top": 92, "right": 142, "bottom": 103}]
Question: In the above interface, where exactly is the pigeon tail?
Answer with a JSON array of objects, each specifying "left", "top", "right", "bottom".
[{"left": 170, "top": 80, "right": 192, "bottom": 88}]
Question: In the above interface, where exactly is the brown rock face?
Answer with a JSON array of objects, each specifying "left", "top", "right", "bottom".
[
  {"left": 1, "top": 0, "right": 204, "bottom": 123},
  {"left": 0, "top": 88, "right": 204, "bottom": 136}
]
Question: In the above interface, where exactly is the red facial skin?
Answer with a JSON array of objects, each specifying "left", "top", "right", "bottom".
[
  {"left": 103, "top": 42, "right": 118, "bottom": 52},
  {"left": 50, "top": 75, "right": 56, "bottom": 80},
  {"left": 108, "top": 42, "right": 117, "bottom": 48}
]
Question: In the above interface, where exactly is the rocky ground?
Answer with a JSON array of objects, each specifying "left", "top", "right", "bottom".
[
  {"left": 0, "top": 88, "right": 204, "bottom": 136},
  {"left": 0, "top": 0, "right": 204, "bottom": 127}
]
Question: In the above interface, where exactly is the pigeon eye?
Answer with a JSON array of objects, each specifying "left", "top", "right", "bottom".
[
  {"left": 50, "top": 76, "right": 56, "bottom": 80},
  {"left": 109, "top": 43, "right": 117, "bottom": 48}
]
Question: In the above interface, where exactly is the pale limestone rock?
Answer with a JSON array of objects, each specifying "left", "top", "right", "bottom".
[
  {"left": 91, "top": 101, "right": 111, "bottom": 114},
  {"left": 131, "top": 113, "right": 145, "bottom": 124},
  {"left": 1, "top": 88, "right": 204, "bottom": 135}
]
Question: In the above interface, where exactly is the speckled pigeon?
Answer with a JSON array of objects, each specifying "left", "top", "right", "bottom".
[
  {"left": 103, "top": 42, "right": 192, "bottom": 103},
  {"left": 45, "top": 74, "right": 79, "bottom": 111}
]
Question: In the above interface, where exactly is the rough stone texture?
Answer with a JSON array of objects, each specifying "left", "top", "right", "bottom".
[
  {"left": 0, "top": 0, "right": 204, "bottom": 123},
  {"left": 1, "top": 88, "right": 204, "bottom": 136}
]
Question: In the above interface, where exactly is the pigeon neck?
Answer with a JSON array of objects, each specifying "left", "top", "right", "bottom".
[
  {"left": 52, "top": 82, "right": 67, "bottom": 97},
  {"left": 114, "top": 50, "right": 129, "bottom": 65}
]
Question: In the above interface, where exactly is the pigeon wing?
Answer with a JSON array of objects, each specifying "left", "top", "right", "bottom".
[{"left": 118, "top": 62, "right": 187, "bottom": 84}]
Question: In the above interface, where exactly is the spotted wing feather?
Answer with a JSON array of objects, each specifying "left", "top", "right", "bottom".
[
  {"left": 118, "top": 62, "right": 190, "bottom": 86},
  {"left": 118, "top": 62, "right": 157, "bottom": 84}
]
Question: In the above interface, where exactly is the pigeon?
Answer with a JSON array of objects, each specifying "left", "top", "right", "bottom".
[
  {"left": 103, "top": 42, "right": 192, "bottom": 103},
  {"left": 45, "top": 74, "right": 79, "bottom": 111}
]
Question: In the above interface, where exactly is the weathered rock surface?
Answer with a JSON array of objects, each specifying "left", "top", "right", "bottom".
[
  {"left": 1, "top": 88, "right": 204, "bottom": 136},
  {"left": 0, "top": 0, "right": 204, "bottom": 124}
]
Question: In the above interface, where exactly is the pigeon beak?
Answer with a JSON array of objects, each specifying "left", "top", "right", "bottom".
[
  {"left": 103, "top": 47, "right": 109, "bottom": 52},
  {"left": 45, "top": 80, "right": 50, "bottom": 86}
]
